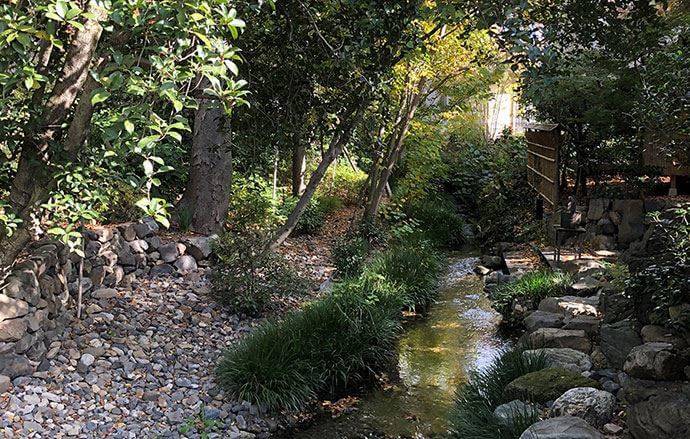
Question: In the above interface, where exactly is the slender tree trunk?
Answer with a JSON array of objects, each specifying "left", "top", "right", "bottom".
[
  {"left": 291, "top": 140, "right": 307, "bottom": 197},
  {"left": 363, "top": 80, "right": 426, "bottom": 221},
  {"left": 178, "top": 97, "right": 233, "bottom": 235},
  {"left": 267, "top": 102, "right": 368, "bottom": 251}
]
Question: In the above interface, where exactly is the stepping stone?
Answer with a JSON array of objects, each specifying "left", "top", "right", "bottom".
[
  {"left": 600, "top": 319, "right": 642, "bottom": 369},
  {"left": 524, "top": 311, "right": 564, "bottom": 332},
  {"left": 520, "top": 416, "right": 604, "bottom": 439},
  {"left": 539, "top": 296, "right": 599, "bottom": 317},
  {"left": 563, "top": 315, "right": 600, "bottom": 336},
  {"left": 523, "top": 348, "right": 592, "bottom": 373},
  {"left": 551, "top": 387, "right": 616, "bottom": 427},
  {"left": 528, "top": 328, "right": 592, "bottom": 353}
]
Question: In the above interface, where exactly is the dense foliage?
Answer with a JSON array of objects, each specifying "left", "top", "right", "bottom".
[{"left": 216, "top": 238, "right": 440, "bottom": 410}]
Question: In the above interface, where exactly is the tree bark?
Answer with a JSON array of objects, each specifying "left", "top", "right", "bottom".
[
  {"left": 363, "top": 80, "right": 426, "bottom": 221},
  {"left": 1, "top": 4, "right": 107, "bottom": 271},
  {"left": 267, "top": 101, "right": 368, "bottom": 251},
  {"left": 291, "top": 140, "right": 307, "bottom": 196},
  {"left": 177, "top": 97, "right": 233, "bottom": 235}
]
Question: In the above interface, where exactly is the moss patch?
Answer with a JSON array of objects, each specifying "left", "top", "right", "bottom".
[{"left": 504, "top": 367, "right": 600, "bottom": 404}]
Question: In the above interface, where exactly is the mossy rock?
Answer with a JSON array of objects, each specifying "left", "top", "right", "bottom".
[{"left": 504, "top": 367, "right": 600, "bottom": 404}]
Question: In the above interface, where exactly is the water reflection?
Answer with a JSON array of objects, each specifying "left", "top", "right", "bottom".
[{"left": 293, "top": 255, "right": 509, "bottom": 438}]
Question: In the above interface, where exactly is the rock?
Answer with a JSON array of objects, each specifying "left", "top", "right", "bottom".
[
  {"left": 0, "top": 295, "right": 29, "bottom": 323},
  {"left": 92, "top": 288, "right": 118, "bottom": 300},
  {"left": 623, "top": 342, "right": 683, "bottom": 381},
  {"left": 174, "top": 255, "right": 198, "bottom": 274},
  {"left": 528, "top": 328, "right": 591, "bottom": 353},
  {"left": 520, "top": 416, "right": 604, "bottom": 439},
  {"left": 150, "top": 264, "right": 176, "bottom": 276},
  {"left": 480, "top": 255, "right": 503, "bottom": 269},
  {"left": 79, "top": 353, "right": 95, "bottom": 369},
  {"left": 118, "top": 223, "right": 138, "bottom": 241},
  {"left": 0, "top": 353, "right": 34, "bottom": 378},
  {"left": 0, "top": 318, "right": 28, "bottom": 342},
  {"left": 563, "top": 315, "right": 600, "bottom": 336},
  {"left": 523, "top": 348, "right": 593, "bottom": 373},
  {"left": 128, "top": 239, "right": 149, "bottom": 254},
  {"left": 184, "top": 236, "right": 214, "bottom": 260},
  {"left": 627, "top": 391, "right": 690, "bottom": 439},
  {"left": 641, "top": 325, "right": 687, "bottom": 348},
  {"left": 158, "top": 243, "right": 179, "bottom": 263},
  {"left": 494, "top": 400, "right": 539, "bottom": 426},
  {"left": 524, "top": 311, "right": 564, "bottom": 332},
  {"left": 600, "top": 319, "right": 642, "bottom": 369},
  {"left": 600, "top": 287, "right": 633, "bottom": 324},
  {"left": 145, "top": 235, "right": 162, "bottom": 251},
  {"left": 474, "top": 265, "right": 491, "bottom": 276},
  {"left": 538, "top": 296, "right": 599, "bottom": 318},
  {"left": 505, "top": 368, "right": 600, "bottom": 404},
  {"left": 93, "top": 228, "right": 114, "bottom": 243},
  {"left": 569, "top": 277, "right": 602, "bottom": 297},
  {"left": 551, "top": 387, "right": 616, "bottom": 427},
  {"left": 613, "top": 199, "right": 645, "bottom": 245},
  {"left": 133, "top": 219, "right": 158, "bottom": 238},
  {"left": 587, "top": 199, "right": 608, "bottom": 221},
  {"left": 0, "top": 374, "right": 10, "bottom": 392},
  {"left": 603, "top": 423, "right": 623, "bottom": 434}
]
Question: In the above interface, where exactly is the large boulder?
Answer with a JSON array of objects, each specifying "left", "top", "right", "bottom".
[
  {"left": 640, "top": 325, "right": 687, "bottom": 349},
  {"left": 569, "top": 277, "right": 603, "bottom": 297},
  {"left": 0, "top": 318, "right": 28, "bottom": 342},
  {"left": 522, "top": 348, "right": 592, "bottom": 373},
  {"left": 184, "top": 236, "right": 214, "bottom": 261},
  {"left": 505, "top": 368, "right": 600, "bottom": 404},
  {"left": 551, "top": 387, "right": 616, "bottom": 427},
  {"left": 600, "top": 286, "right": 633, "bottom": 324},
  {"left": 538, "top": 296, "right": 599, "bottom": 318},
  {"left": 494, "top": 400, "right": 539, "bottom": 427},
  {"left": 600, "top": 319, "right": 642, "bottom": 369},
  {"left": 627, "top": 391, "right": 690, "bottom": 439},
  {"left": 0, "top": 295, "right": 29, "bottom": 323},
  {"left": 528, "top": 328, "right": 591, "bottom": 353},
  {"left": 524, "top": 311, "right": 564, "bottom": 332},
  {"left": 623, "top": 342, "right": 684, "bottom": 381},
  {"left": 563, "top": 315, "right": 600, "bottom": 336},
  {"left": 613, "top": 199, "right": 645, "bottom": 245},
  {"left": 0, "top": 353, "right": 34, "bottom": 378},
  {"left": 520, "top": 416, "right": 604, "bottom": 439}
]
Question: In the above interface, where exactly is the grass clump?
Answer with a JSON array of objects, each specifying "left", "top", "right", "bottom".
[
  {"left": 216, "top": 239, "right": 441, "bottom": 411},
  {"left": 406, "top": 195, "right": 467, "bottom": 249},
  {"left": 332, "top": 235, "right": 370, "bottom": 278},
  {"left": 490, "top": 271, "right": 572, "bottom": 325},
  {"left": 449, "top": 346, "right": 547, "bottom": 439}
]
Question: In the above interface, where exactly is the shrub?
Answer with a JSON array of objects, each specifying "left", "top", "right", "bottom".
[
  {"left": 216, "top": 240, "right": 442, "bottom": 411},
  {"left": 490, "top": 271, "right": 572, "bottom": 325},
  {"left": 332, "top": 236, "right": 370, "bottom": 278},
  {"left": 216, "top": 280, "right": 401, "bottom": 411},
  {"left": 366, "top": 240, "right": 441, "bottom": 312},
  {"left": 449, "top": 346, "right": 546, "bottom": 439},
  {"left": 406, "top": 195, "right": 466, "bottom": 248},
  {"left": 317, "top": 162, "right": 367, "bottom": 205},
  {"left": 226, "top": 176, "right": 281, "bottom": 233},
  {"left": 211, "top": 232, "right": 308, "bottom": 316}
]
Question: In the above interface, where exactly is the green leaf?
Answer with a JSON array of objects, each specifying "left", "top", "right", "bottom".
[
  {"left": 143, "top": 159, "right": 154, "bottom": 177},
  {"left": 91, "top": 89, "right": 111, "bottom": 105},
  {"left": 124, "top": 120, "right": 135, "bottom": 134}
]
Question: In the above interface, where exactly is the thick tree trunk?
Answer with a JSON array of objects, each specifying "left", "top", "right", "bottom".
[
  {"left": 1, "top": 4, "right": 107, "bottom": 271},
  {"left": 267, "top": 103, "right": 367, "bottom": 251},
  {"left": 291, "top": 140, "right": 307, "bottom": 197},
  {"left": 177, "top": 98, "right": 233, "bottom": 235}
]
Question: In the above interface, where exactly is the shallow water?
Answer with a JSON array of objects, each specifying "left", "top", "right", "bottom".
[{"left": 291, "top": 255, "right": 510, "bottom": 438}]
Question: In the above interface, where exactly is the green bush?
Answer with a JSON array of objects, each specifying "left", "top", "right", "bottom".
[
  {"left": 226, "top": 176, "right": 281, "bottom": 233},
  {"left": 449, "top": 346, "right": 546, "bottom": 439},
  {"left": 406, "top": 195, "right": 466, "bottom": 248},
  {"left": 216, "top": 240, "right": 441, "bottom": 411},
  {"left": 211, "top": 232, "right": 308, "bottom": 316},
  {"left": 332, "top": 235, "right": 370, "bottom": 278},
  {"left": 490, "top": 271, "right": 572, "bottom": 325},
  {"left": 216, "top": 279, "right": 401, "bottom": 410},
  {"left": 317, "top": 162, "right": 367, "bottom": 205}
]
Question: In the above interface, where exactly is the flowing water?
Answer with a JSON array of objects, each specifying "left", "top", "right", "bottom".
[{"left": 291, "top": 255, "right": 510, "bottom": 438}]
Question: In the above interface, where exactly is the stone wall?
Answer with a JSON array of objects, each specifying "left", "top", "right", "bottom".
[
  {"left": 562, "top": 198, "right": 678, "bottom": 250},
  {"left": 0, "top": 218, "right": 213, "bottom": 379}
]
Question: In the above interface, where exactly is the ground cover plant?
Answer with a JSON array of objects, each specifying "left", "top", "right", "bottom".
[
  {"left": 449, "top": 346, "right": 546, "bottom": 439},
  {"left": 216, "top": 238, "right": 441, "bottom": 410},
  {"left": 489, "top": 271, "right": 572, "bottom": 326}
]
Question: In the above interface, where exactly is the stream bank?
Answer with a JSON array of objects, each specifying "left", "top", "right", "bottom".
[{"left": 286, "top": 255, "right": 510, "bottom": 438}]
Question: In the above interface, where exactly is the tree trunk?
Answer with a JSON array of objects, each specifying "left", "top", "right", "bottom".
[
  {"left": 177, "top": 98, "right": 233, "bottom": 235},
  {"left": 363, "top": 81, "right": 426, "bottom": 221},
  {"left": 1, "top": 4, "right": 107, "bottom": 271},
  {"left": 291, "top": 140, "right": 307, "bottom": 197},
  {"left": 267, "top": 102, "right": 367, "bottom": 251}
]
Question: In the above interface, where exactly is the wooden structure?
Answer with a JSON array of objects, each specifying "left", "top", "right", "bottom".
[
  {"left": 525, "top": 124, "right": 562, "bottom": 207},
  {"left": 643, "top": 140, "right": 690, "bottom": 196}
]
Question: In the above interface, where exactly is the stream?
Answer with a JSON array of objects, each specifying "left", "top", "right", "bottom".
[{"left": 290, "top": 255, "right": 510, "bottom": 438}]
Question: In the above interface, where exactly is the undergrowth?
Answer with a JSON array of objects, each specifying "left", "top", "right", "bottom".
[{"left": 449, "top": 346, "right": 546, "bottom": 439}]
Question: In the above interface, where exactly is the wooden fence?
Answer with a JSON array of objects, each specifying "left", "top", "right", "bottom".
[{"left": 525, "top": 124, "right": 562, "bottom": 207}]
